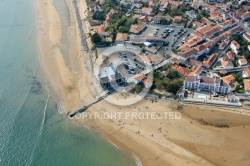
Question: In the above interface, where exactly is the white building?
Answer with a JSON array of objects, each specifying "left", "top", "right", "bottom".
[
  {"left": 238, "top": 58, "right": 248, "bottom": 66},
  {"left": 242, "top": 67, "right": 250, "bottom": 78},
  {"left": 221, "top": 58, "right": 234, "bottom": 69},
  {"left": 186, "top": 10, "right": 197, "bottom": 19},
  {"left": 132, "top": 73, "right": 145, "bottom": 84},
  {"left": 99, "top": 64, "right": 125, "bottom": 88},
  {"left": 184, "top": 76, "right": 231, "bottom": 94},
  {"left": 230, "top": 40, "right": 240, "bottom": 55},
  {"left": 243, "top": 33, "right": 250, "bottom": 42}
]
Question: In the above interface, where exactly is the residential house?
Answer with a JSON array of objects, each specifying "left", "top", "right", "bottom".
[
  {"left": 219, "top": 19, "right": 235, "bottom": 30},
  {"left": 242, "top": 67, "right": 250, "bottom": 78},
  {"left": 172, "top": 65, "right": 190, "bottom": 76},
  {"left": 221, "top": 58, "right": 234, "bottom": 69},
  {"left": 203, "top": 54, "right": 217, "bottom": 68},
  {"left": 179, "top": 48, "right": 198, "bottom": 60},
  {"left": 184, "top": 76, "right": 231, "bottom": 94},
  {"left": 230, "top": 40, "right": 240, "bottom": 55},
  {"left": 170, "top": 58, "right": 181, "bottom": 65},
  {"left": 230, "top": 25, "right": 244, "bottom": 35},
  {"left": 194, "top": 44, "right": 209, "bottom": 58},
  {"left": 244, "top": 79, "right": 250, "bottom": 92},
  {"left": 219, "top": 41, "right": 226, "bottom": 50},
  {"left": 222, "top": 75, "right": 235, "bottom": 86},
  {"left": 141, "top": 7, "right": 154, "bottom": 15},
  {"left": 193, "top": 21, "right": 204, "bottom": 28},
  {"left": 227, "top": 51, "right": 235, "bottom": 60},
  {"left": 129, "top": 22, "right": 146, "bottom": 34},
  {"left": 174, "top": 16, "right": 182, "bottom": 23},
  {"left": 139, "top": 15, "right": 149, "bottom": 22},
  {"left": 241, "top": 11, "right": 250, "bottom": 20},
  {"left": 153, "top": 16, "right": 161, "bottom": 24},
  {"left": 135, "top": 54, "right": 153, "bottom": 66},
  {"left": 186, "top": 10, "right": 196, "bottom": 19},
  {"left": 210, "top": 13, "right": 223, "bottom": 22},
  {"left": 243, "top": 33, "right": 250, "bottom": 42},
  {"left": 143, "top": 78, "right": 153, "bottom": 89},
  {"left": 134, "top": 3, "right": 143, "bottom": 8},
  {"left": 161, "top": 0, "right": 170, "bottom": 9},
  {"left": 94, "top": 26, "right": 109, "bottom": 37},
  {"left": 116, "top": 33, "right": 128, "bottom": 42},
  {"left": 89, "top": 5, "right": 103, "bottom": 12},
  {"left": 201, "top": 17, "right": 214, "bottom": 26},
  {"left": 191, "top": 1, "right": 201, "bottom": 9},
  {"left": 149, "top": 1, "right": 156, "bottom": 7},
  {"left": 103, "top": 20, "right": 110, "bottom": 29},
  {"left": 238, "top": 58, "right": 248, "bottom": 66},
  {"left": 133, "top": 73, "right": 145, "bottom": 84},
  {"left": 109, "top": 8, "right": 118, "bottom": 15},
  {"left": 187, "top": 58, "right": 203, "bottom": 66},
  {"left": 186, "top": 36, "right": 203, "bottom": 47},
  {"left": 189, "top": 65, "right": 203, "bottom": 76}
]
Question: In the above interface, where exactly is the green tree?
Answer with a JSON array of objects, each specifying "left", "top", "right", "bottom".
[
  {"left": 91, "top": 33, "right": 102, "bottom": 44},
  {"left": 167, "top": 70, "right": 180, "bottom": 79}
]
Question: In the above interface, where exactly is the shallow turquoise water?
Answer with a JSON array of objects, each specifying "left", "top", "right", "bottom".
[{"left": 0, "top": 0, "right": 135, "bottom": 165}]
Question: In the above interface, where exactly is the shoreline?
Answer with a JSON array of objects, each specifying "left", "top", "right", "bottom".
[{"left": 35, "top": 0, "right": 250, "bottom": 166}]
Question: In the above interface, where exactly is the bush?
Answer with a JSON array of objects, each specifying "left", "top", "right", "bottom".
[{"left": 91, "top": 33, "right": 102, "bottom": 44}]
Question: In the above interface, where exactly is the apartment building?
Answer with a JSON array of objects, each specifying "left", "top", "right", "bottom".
[{"left": 184, "top": 76, "right": 231, "bottom": 94}]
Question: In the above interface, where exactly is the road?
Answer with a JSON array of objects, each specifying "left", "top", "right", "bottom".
[{"left": 218, "top": 7, "right": 250, "bottom": 34}]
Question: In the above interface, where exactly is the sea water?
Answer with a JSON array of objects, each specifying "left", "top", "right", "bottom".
[{"left": 0, "top": 0, "right": 135, "bottom": 165}]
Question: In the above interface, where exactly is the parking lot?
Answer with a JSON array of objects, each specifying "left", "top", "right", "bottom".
[
  {"left": 140, "top": 23, "right": 193, "bottom": 54},
  {"left": 108, "top": 51, "right": 146, "bottom": 79}
]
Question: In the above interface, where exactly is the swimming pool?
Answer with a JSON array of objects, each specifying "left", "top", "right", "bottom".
[{"left": 196, "top": 93, "right": 207, "bottom": 99}]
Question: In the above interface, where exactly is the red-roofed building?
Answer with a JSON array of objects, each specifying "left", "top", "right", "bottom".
[
  {"left": 244, "top": 79, "right": 250, "bottom": 92},
  {"left": 179, "top": 48, "right": 198, "bottom": 60},
  {"left": 94, "top": 26, "right": 109, "bottom": 36},
  {"left": 194, "top": 44, "right": 209, "bottom": 57},
  {"left": 193, "top": 21, "right": 204, "bottom": 28},
  {"left": 172, "top": 65, "right": 189, "bottom": 76},
  {"left": 238, "top": 58, "right": 248, "bottom": 66},
  {"left": 189, "top": 65, "right": 203, "bottom": 76},
  {"left": 187, "top": 58, "right": 203, "bottom": 66},
  {"left": 174, "top": 16, "right": 182, "bottom": 23},
  {"left": 116, "top": 33, "right": 128, "bottom": 42},
  {"left": 109, "top": 8, "right": 118, "bottom": 15},
  {"left": 203, "top": 54, "right": 217, "bottom": 68},
  {"left": 222, "top": 75, "right": 235, "bottom": 85},
  {"left": 219, "top": 41, "right": 226, "bottom": 50},
  {"left": 139, "top": 15, "right": 149, "bottom": 22},
  {"left": 133, "top": 73, "right": 145, "bottom": 84},
  {"left": 149, "top": 1, "right": 156, "bottom": 7},
  {"left": 135, "top": 54, "right": 153, "bottom": 66},
  {"left": 227, "top": 51, "right": 235, "bottom": 60},
  {"left": 141, "top": 7, "right": 154, "bottom": 15},
  {"left": 129, "top": 22, "right": 146, "bottom": 34},
  {"left": 230, "top": 40, "right": 240, "bottom": 55},
  {"left": 221, "top": 57, "right": 234, "bottom": 69}
]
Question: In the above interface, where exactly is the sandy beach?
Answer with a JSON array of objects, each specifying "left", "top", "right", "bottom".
[{"left": 35, "top": 0, "right": 250, "bottom": 165}]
